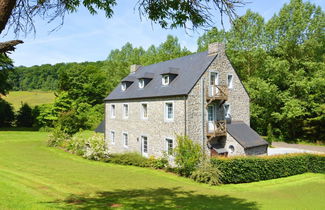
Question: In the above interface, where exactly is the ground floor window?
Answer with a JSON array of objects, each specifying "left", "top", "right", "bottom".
[
  {"left": 142, "top": 136, "right": 148, "bottom": 155},
  {"left": 110, "top": 131, "right": 115, "bottom": 143},
  {"left": 166, "top": 138, "right": 173, "bottom": 155},
  {"left": 123, "top": 132, "right": 128, "bottom": 147}
]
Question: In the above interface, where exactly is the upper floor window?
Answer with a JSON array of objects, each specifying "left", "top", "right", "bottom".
[
  {"left": 139, "top": 79, "right": 145, "bottom": 88},
  {"left": 141, "top": 103, "right": 148, "bottom": 119},
  {"left": 123, "top": 104, "right": 129, "bottom": 118},
  {"left": 162, "top": 75, "right": 170, "bottom": 86},
  {"left": 110, "top": 104, "right": 116, "bottom": 118},
  {"left": 123, "top": 132, "right": 128, "bottom": 147},
  {"left": 227, "top": 74, "right": 233, "bottom": 89},
  {"left": 166, "top": 138, "right": 173, "bottom": 155},
  {"left": 165, "top": 102, "right": 174, "bottom": 121},
  {"left": 224, "top": 104, "right": 231, "bottom": 118},
  {"left": 110, "top": 131, "right": 115, "bottom": 144},
  {"left": 121, "top": 82, "right": 127, "bottom": 91}
]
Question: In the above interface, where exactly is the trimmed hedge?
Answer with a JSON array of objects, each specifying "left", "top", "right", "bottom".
[{"left": 211, "top": 154, "right": 325, "bottom": 184}]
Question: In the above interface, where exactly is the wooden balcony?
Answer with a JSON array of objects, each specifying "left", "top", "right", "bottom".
[
  {"left": 206, "top": 120, "right": 227, "bottom": 140},
  {"left": 206, "top": 85, "right": 228, "bottom": 103}
]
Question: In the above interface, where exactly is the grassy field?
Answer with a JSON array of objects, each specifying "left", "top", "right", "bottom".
[
  {"left": 1, "top": 91, "right": 55, "bottom": 110},
  {"left": 0, "top": 131, "right": 324, "bottom": 209}
]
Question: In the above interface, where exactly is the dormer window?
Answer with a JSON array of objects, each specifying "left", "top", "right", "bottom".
[
  {"left": 162, "top": 75, "right": 170, "bottom": 86},
  {"left": 139, "top": 79, "right": 145, "bottom": 88},
  {"left": 121, "top": 82, "right": 127, "bottom": 91}
]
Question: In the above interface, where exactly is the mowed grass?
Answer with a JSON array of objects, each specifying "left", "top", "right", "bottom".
[
  {"left": 0, "top": 132, "right": 324, "bottom": 209},
  {"left": 1, "top": 91, "right": 55, "bottom": 110}
]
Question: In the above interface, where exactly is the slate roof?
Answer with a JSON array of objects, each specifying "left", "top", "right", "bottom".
[
  {"left": 95, "top": 120, "right": 105, "bottom": 133},
  {"left": 227, "top": 121, "right": 269, "bottom": 149},
  {"left": 105, "top": 51, "right": 216, "bottom": 101}
]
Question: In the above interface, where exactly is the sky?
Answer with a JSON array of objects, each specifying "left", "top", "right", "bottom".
[{"left": 3, "top": 0, "right": 324, "bottom": 67}]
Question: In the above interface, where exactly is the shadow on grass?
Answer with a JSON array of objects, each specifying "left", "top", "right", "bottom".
[{"left": 48, "top": 187, "right": 258, "bottom": 209}]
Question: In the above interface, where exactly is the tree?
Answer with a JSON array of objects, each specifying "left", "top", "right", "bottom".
[
  {"left": 0, "top": 98, "right": 14, "bottom": 127},
  {"left": 16, "top": 102, "right": 34, "bottom": 127},
  {"left": 0, "top": 54, "right": 13, "bottom": 95},
  {"left": 0, "top": 0, "right": 246, "bottom": 55}
]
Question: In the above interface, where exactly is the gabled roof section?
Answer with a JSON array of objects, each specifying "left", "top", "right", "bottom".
[
  {"left": 227, "top": 121, "right": 269, "bottom": 149},
  {"left": 105, "top": 51, "right": 216, "bottom": 101}
]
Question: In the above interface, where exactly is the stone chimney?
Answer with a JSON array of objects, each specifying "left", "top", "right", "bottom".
[
  {"left": 130, "top": 64, "right": 142, "bottom": 73},
  {"left": 208, "top": 42, "right": 225, "bottom": 56}
]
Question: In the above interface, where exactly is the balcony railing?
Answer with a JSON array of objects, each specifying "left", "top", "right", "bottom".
[
  {"left": 206, "top": 85, "right": 228, "bottom": 101},
  {"left": 206, "top": 120, "right": 227, "bottom": 139}
]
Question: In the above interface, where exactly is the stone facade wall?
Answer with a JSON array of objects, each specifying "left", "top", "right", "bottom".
[
  {"left": 225, "top": 133, "right": 245, "bottom": 156},
  {"left": 185, "top": 43, "right": 251, "bottom": 156},
  {"left": 105, "top": 97, "right": 186, "bottom": 157}
]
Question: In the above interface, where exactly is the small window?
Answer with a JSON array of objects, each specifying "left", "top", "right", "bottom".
[
  {"left": 227, "top": 74, "right": 233, "bottom": 88},
  {"left": 121, "top": 82, "right": 127, "bottom": 91},
  {"left": 123, "top": 104, "right": 129, "bottom": 118},
  {"left": 229, "top": 145, "right": 235, "bottom": 153},
  {"left": 162, "top": 75, "right": 169, "bottom": 86},
  {"left": 139, "top": 79, "right": 145, "bottom": 88},
  {"left": 165, "top": 102, "right": 174, "bottom": 121},
  {"left": 123, "top": 132, "right": 128, "bottom": 147},
  {"left": 166, "top": 138, "right": 173, "bottom": 155},
  {"left": 110, "top": 104, "right": 116, "bottom": 118},
  {"left": 142, "top": 136, "right": 148, "bottom": 155},
  {"left": 110, "top": 131, "right": 115, "bottom": 144},
  {"left": 224, "top": 104, "right": 230, "bottom": 118},
  {"left": 141, "top": 103, "right": 148, "bottom": 119}
]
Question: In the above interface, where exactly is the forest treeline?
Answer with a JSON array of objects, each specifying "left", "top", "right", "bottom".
[{"left": 1, "top": 0, "right": 324, "bottom": 143}]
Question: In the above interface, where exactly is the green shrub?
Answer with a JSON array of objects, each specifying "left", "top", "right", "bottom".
[
  {"left": 48, "top": 127, "right": 70, "bottom": 147},
  {"left": 190, "top": 160, "right": 222, "bottom": 185},
  {"left": 16, "top": 103, "right": 34, "bottom": 127},
  {"left": 174, "top": 135, "right": 202, "bottom": 176},
  {"left": 0, "top": 99, "right": 14, "bottom": 127},
  {"left": 211, "top": 154, "right": 325, "bottom": 184},
  {"left": 107, "top": 153, "right": 151, "bottom": 167},
  {"left": 83, "top": 133, "right": 108, "bottom": 160}
]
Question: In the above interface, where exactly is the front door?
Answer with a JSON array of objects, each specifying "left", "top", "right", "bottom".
[
  {"left": 209, "top": 72, "right": 219, "bottom": 96},
  {"left": 208, "top": 105, "right": 216, "bottom": 133},
  {"left": 141, "top": 136, "right": 148, "bottom": 157}
]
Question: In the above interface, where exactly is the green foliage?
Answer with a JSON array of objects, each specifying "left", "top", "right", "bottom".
[
  {"left": 16, "top": 103, "right": 34, "bottom": 127},
  {"left": 83, "top": 133, "right": 109, "bottom": 160},
  {"left": 106, "top": 153, "right": 169, "bottom": 169},
  {"left": 174, "top": 135, "right": 202, "bottom": 176},
  {"left": 211, "top": 154, "right": 325, "bottom": 184},
  {"left": 0, "top": 99, "right": 14, "bottom": 127},
  {"left": 190, "top": 160, "right": 222, "bottom": 185},
  {"left": 48, "top": 127, "right": 70, "bottom": 147},
  {"left": 0, "top": 55, "right": 13, "bottom": 95}
]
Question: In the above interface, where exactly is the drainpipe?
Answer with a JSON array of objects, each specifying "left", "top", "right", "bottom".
[
  {"left": 201, "top": 78, "right": 205, "bottom": 153},
  {"left": 184, "top": 96, "right": 187, "bottom": 136}
]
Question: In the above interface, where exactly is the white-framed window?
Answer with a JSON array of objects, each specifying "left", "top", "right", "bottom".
[
  {"left": 121, "top": 82, "right": 127, "bottom": 91},
  {"left": 123, "top": 104, "right": 129, "bottom": 119},
  {"left": 165, "top": 138, "right": 174, "bottom": 155},
  {"left": 138, "top": 79, "right": 145, "bottom": 88},
  {"left": 110, "top": 104, "right": 116, "bottom": 118},
  {"left": 227, "top": 74, "right": 233, "bottom": 89},
  {"left": 162, "top": 75, "right": 170, "bottom": 86},
  {"left": 164, "top": 101, "right": 174, "bottom": 121},
  {"left": 141, "top": 135, "right": 148, "bottom": 156},
  {"left": 224, "top": 104, "right": 230, "bottom": 118},
  {"left": 141, "top": 103, "right": 148, "bottom": 119},
  {"left": 110, "top": 131, "right": 115, "bottom": 144},
  {"left": 123, "top": 132, "right": 128, "bottom": 147}
]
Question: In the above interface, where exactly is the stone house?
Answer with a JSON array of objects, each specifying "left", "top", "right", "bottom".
[{"left": 103, "top": 43, "right": 268, "bottom": 158}]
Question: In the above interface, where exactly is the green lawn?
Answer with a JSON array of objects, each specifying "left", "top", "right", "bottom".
[
  {"left": 0, "top": 131, "right": 324, "bottom": 209},
  {"left": 1, "top": 91, "right": 55, "bottom": 110}
]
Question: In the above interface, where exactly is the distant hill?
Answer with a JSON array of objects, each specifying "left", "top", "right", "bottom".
[{"left": 1, "top": 91, "right": 55, "bottom": 110}]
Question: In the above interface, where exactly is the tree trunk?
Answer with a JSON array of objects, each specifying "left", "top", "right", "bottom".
[
  {"left": 0, "top": 0, "right": 17, "bottom": 34},
  {"left": 0, "top": 0, "right": 23, "bottom": 55}
]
